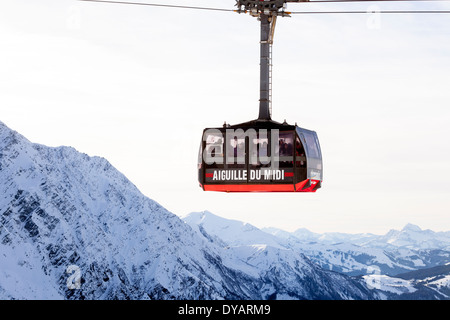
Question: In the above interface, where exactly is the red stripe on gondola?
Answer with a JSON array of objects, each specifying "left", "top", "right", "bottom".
[
  {"left": 204, "top": 184, "right": 294, "bottom": 192},
  {"left": 284, "top": 172, "right": 294, "bottom": 177},
  {"left": 201, "top": 179, "right": 321, "bottom": 193},
  {"left": 205, "top": 173, "right": 214, "bottom": 178}
]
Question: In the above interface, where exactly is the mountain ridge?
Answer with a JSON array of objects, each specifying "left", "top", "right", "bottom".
[
  {"left": 185, "top": 209, "right": 449, "bottom": 279},
  {"left": 184, "top": 210, "right": 449, "bottom": 299}
]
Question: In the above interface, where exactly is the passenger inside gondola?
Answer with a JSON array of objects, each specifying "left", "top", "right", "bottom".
[
  {"left": 278, "top": 132, "right": 293, "bottom": 167},
  {"left": 258, "top": 140, "right": 269, "bottom": 167},
  {"left": 295, "top": 137, "right": 306, "bottom": 168},
  {"left": 227, "top": 136, "right": 245, "bottom": 168}
]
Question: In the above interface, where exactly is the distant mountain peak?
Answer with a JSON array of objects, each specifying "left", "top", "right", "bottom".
[{"left": 402, "top": 223, "right": 422, "bottom": 232}]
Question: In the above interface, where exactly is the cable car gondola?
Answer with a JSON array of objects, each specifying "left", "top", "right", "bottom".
[
  {"left": 198, "top": 1, "right": 323, "bottom": 192},
  {"left": 198, "top": 119, "right": 322, "bottom": 192}
]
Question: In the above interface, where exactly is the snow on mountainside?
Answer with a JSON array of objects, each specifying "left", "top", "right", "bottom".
[
  {"left": 0, "top": 120, "right": 245, "bottom": 299},
  {"left": 263, "top": 223, "right": 450, "bottom": 277},
  {"left": 183, "top": 211, "right": 284, "bottom": 249},
  {"left": 0, "top": 121, "right": 375, "bottom": 300},
  {"left": 183, "top": 211, "right": 450, "bottom": 299},
  {"left": 183, "top": 211, "right": 375, "bottom": 299},
  {"left": 265, "top": 223, "right": 450, "bottom": 250},
  {"left": 366, "top": 263, "right": 450, "bottom": 299},
  {"left": 369, "top": 224, "right": 450, "bottom": 250}
]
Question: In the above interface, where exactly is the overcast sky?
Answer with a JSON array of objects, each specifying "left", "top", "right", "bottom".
[{"left": 1, "top": 0, "right": 450, "bottom": 234}]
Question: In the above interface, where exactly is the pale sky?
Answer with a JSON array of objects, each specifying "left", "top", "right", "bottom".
[{"left": 1, "top": 0, "right": 450, "bottom": 234}]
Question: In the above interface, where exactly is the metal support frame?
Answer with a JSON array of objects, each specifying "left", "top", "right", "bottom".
[
  {"left": 235, "top": 0, "right": 293, "bottom": 121},
  {"left": 258, "top": 14, "right": 276, "bottom": 120}
]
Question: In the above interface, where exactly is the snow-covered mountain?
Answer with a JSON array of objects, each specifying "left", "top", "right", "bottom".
[
  {"left": 263, "top": 224, "right": 450, "bottom": 276},
  {"left": 363, "top": 263, "right": 450, "bottom": 299},
  {"left": 265, "top": 223, "right": 450, "bottom": 250},
  {"left": 0, "top": 120, "right": 251, "bottom": 300},
  {"left": 183, "top": 211, "right": 450, "bottom": 299},
  {"left": 183, "top": 211, "right": 377, "bottom": 299},
  {"left": 0, "top": 120, "right": 375, "bottom": 300},
  {"left": 365, "top": 223, "right": 450, "bottom": 250}
]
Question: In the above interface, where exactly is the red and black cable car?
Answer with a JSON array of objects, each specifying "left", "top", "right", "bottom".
[
  {"left": 198, "top": 119, "right": 322, "bottom": 192},
  {"left": 198, "top": 2, "right": 323, "bottom": 192}
]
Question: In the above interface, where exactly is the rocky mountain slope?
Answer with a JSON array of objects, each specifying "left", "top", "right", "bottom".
[
  {"left": 363, "top": 263, "right": 450, "bottom": 299},
  {"left": 182, "top": 211, "right": 449, "bottom": 299}
]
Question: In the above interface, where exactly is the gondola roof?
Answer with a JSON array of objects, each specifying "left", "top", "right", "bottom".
[{"left": 206, "top": 118, "right": 297, "bottom": 131}]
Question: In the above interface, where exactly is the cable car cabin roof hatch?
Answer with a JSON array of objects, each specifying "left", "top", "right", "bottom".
[{"left": 198, "top": 1, "right": 323, "bottom": 192}]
